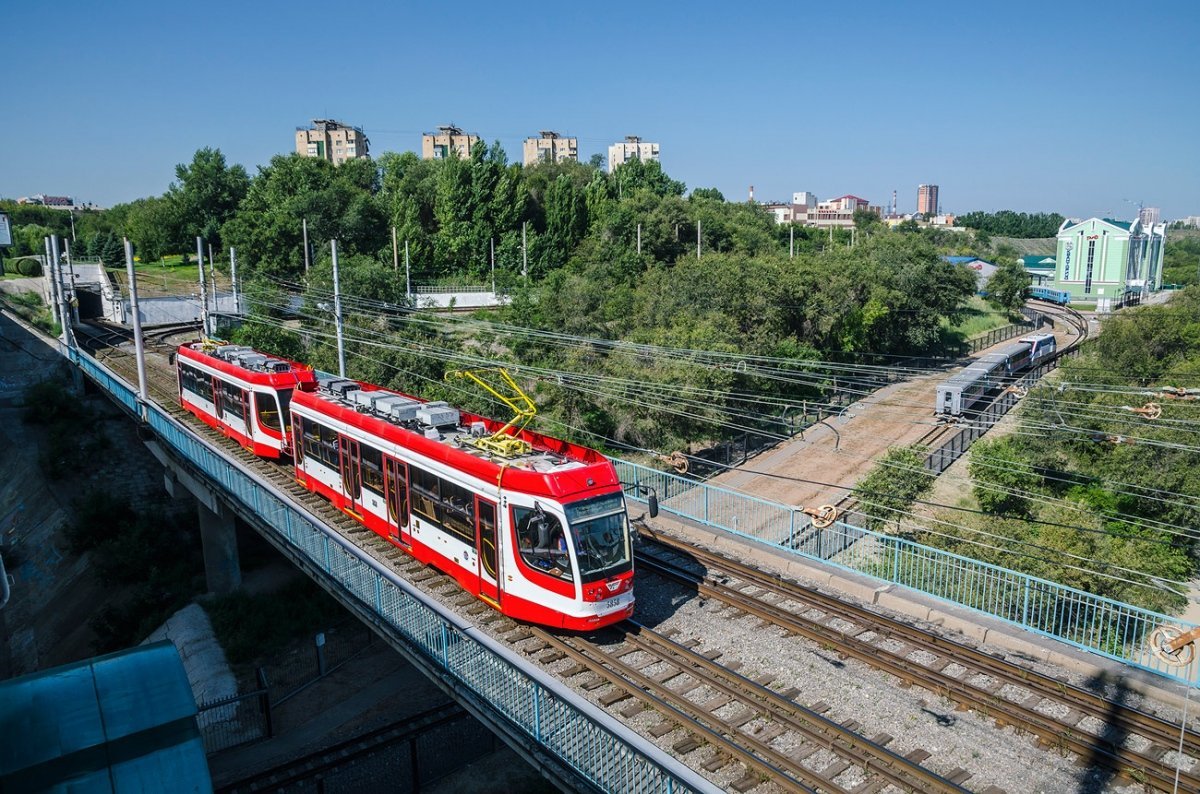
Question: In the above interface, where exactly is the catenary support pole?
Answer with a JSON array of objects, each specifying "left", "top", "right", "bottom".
[
  {"left": 302, "top": 218, "right": 311, "bottom": 275},
  {"left": 696, "top": 220, "right": 701, "bottom": 258},
  {"left": 637, "top": 223, "right": 642, "bottom": 255},
  {"left": 64, "top": 238, "right": 73, "bottom": 267},
  {"left": 50, "top": 235, "right": 72, "bottom": 346},
  {"left": 790, "top": 224, "right": 794, "bottom": 258},
  {"left": 332, "top": 239, "right": 346, "bottom": 378},
  {"left": 196, "top": 237, "right": 209, "bottom": 337},
  {"left": 124, "top": 239, "right": 149, "bottom": 402},
  {"left": 207, "top": 243, "right": 217, "bottom": 319},
  {"left": 44, "top": 237, "right": 61, "bottom": 330},
  {"left": 490, "top": 237, "right": 495, "bottom": 294},
  {"left": 229, "top": 247, "right": 239, "bottom": 315},
  {"left": 404, "top": 240, "right": 411, "bottom": 299},
  {"left": 522, "top": 222, "right": 528, "bottom": 280}
]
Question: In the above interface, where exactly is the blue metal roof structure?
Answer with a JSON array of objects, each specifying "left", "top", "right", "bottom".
[{"left": 0, "top": 641, "right": 211, "bottom": 793}]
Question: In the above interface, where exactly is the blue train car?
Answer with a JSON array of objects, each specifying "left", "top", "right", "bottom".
[{"left": 1029, "top": 285, "right": 1070, "bottom": 305}]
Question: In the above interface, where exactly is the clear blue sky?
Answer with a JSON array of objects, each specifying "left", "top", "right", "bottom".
[{"left": 5, "top": 0, "right": 1198, "bottom": 219}]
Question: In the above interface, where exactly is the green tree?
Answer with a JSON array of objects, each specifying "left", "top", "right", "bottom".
[
  {"left": 985, "top": 259, "right": 1030, "bottom": 314},
  {"left": 855, "top": 446, "right": 934, "bottom": 532},
  {"left": 169, "top": 148, "right": 250, "bottom": 250}
]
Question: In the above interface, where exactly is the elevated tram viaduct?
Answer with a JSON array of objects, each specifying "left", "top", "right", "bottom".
[{"left": 2, "top": 307, "right": 717, "bottom": 794}]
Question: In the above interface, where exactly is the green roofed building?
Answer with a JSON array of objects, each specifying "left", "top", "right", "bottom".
[
  {"left": 1021, "top": 254, "right": 1056, "bottom": 285},
  {"left": 1053, "top": 216, "right": 1166, "bottom": 302},
  {"left": 0, "top": 641, "right": 211, "bottom": 793}
]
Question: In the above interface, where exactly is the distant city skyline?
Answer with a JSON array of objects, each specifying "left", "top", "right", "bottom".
[{"left": 4, "top": 1, "right": 1198, "bottom": 219}]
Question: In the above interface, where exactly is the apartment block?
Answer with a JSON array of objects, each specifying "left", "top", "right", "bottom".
[
  {"left": 523, "top": 131, "right": 578, "bottom": 166},
  {"left": 607, "top": 136, "right": 659, "bottom": 173},
  {"left": 421, "top": 125, "right": 481, "bottom": 160},
  {"left": 917, "top": 184, "right": 939, "bottom": 216},
  {"left": 296, "top": 119, "right": 369, "bottom": 165}
]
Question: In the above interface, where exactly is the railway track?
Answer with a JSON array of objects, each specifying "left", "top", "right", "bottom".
[
  {"left": 635, "top": 525, "right": 1200, "bottom": 792},
  {"left": 94, "top": 347, "right": 988, "bottom": 792},
  {"left": 93, "top": 329, "right": 1199, "bottom": 792}
]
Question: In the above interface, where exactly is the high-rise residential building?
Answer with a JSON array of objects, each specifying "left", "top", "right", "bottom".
[
  {"left": 421, "top": 125, "right": 481, "bottom": 160},
  {"left": 1138, "top": 206, "right": 1161, "bottom": 226},
  {"left": 523, "top": 131, "right": 578, "bottom": 166},
  {"left": 607, "top": 136, "right": 659, "bottom": 173},
  {"left": 296, "top": 119, "right": 369, "bottom": 165},
  {"left": 917, "top": 184, "right": 939, "bottom": 216}
]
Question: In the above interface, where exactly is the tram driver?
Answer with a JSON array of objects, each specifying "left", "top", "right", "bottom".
[{"left": 517, "top": 503, "right": 571, "bottom": 577}]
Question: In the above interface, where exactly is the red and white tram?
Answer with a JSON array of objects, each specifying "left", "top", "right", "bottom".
[
  {"left": 177, "top": 342, "right": 317, "bottom": 458},
  {"left": 289, "top": 377, "right": 637, "bottom": 630}
]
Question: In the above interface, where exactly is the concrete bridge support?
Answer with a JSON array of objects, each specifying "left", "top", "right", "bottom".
[{"left": 158, "top": 450, "right": 242, "bottom": 595}]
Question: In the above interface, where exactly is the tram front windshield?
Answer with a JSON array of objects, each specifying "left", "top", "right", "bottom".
[{"left": 565, "top": 493, "right": 630, "bottom": 581}]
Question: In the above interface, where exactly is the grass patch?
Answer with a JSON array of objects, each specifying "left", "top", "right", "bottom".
[
  {"left": 204, "top": 578, "right": 348, "bottom": 665},
  {"left": 946, "top": 295, "right": 1019, "bottom": 338},
  {"left": 1, "top": 290, "right": 60, "bottom": 338}
]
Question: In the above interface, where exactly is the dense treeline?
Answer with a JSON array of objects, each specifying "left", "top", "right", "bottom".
[
  {"left": 955, "top": 210, "right": 1065, "bottom": 238},
  {"left": 927, "top": 289, "right": 1200, "bottom": 614}
]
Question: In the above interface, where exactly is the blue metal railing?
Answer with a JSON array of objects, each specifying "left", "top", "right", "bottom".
[
  {"left": 615, "top": 458, "right": 1200, "bottom": 687},
  {"left": 67, "top": 349, "right": 712, "bottom": 794}
]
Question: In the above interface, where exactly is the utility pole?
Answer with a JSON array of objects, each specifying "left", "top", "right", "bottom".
[
  {"left": 392, "top": 226, "right": 399, "bottom": 272},
  {"left": 196, "top": 237, "right": 209, "bottom": 337},
  {"left": 490, "top": 238, "right": 496, "bottom": 294},
  {"left": 124, "top": 239, "right": 148, "bottom": 402},
  {"left": 696, "top": 220, "right": 701, "bottom": 259},
  {"left": 229, "top": 247, "right": 239, "bottom": 315},
  {"left": 331, "top": 239, "right": 346, "bottom": 379},
  {"left": 64, "top": 238, "right": 73, "bottom": 267},
  {"left": 404, "top": 240, "right": 411, "bottom": 299},
  {"left": 302, "top": 218, "right": 311, "bottom": 275},
  {"left": 790, "top": 225, "right": 795, "bottom": 258},
  {"left": 637, "top": 223, "right": 642, "bottom": 255},
  {"left": 522, "top": 222, "right": 528, "bottom": 280}
]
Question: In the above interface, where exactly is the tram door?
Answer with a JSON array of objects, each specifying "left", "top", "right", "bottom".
[
  {"left": 475, "top": 497, "right": 499, "bottom": 603},
  {"left": 384, "top": 456, "right": 411, "bottom": 546},
  {"left": 339, "top": 436, "right": 362, "bottom": 514}
]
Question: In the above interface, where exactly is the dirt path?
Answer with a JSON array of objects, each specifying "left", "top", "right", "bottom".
[{"left": 709, "top": 319, "right": 1080, "bottom": 510}]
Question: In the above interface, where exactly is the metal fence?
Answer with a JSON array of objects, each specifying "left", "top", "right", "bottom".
[
  {"left": 231, "top": 706, "right": 501, "bottom": 793},
  {"left": 198, "top": 678, "right": 272, "bottom": 754},
  {"left": 68, "top": 349, "right": 714, "bottom": 794},
  {"left": 614, "top": 456, "right": 1200, "bottom": 687},
  {"left": 413, "top": 285, "right": 492, "bottom": 294},
  {"left": 965, "top": 319, "right": 1037, "bottom": 354}
]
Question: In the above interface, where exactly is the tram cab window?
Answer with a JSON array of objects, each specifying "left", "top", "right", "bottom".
[
  {"left": 255, "top": 392, "right": 282, "bottom": 432},
  {"left": 515, "top": 504, "right": 571, "bottom": 579}
]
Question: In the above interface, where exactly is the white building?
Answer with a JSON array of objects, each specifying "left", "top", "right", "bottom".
[{"left": 607, "top": 136, "right": 660, "bottom": 173}]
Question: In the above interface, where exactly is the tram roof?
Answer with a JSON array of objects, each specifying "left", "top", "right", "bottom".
[
  {"left": 178, "top": 341, "right": 318, "bottom": 389},
  {"left": 292, "top": 379, "right": 620, "bottom": 501}
]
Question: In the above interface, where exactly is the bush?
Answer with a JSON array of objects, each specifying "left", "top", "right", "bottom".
[
  {"left": 204, "top": 578, "right": 346, "bottom": 664},
  {"left": 856, "top": 445, "right": 935, "bottom": 532}
]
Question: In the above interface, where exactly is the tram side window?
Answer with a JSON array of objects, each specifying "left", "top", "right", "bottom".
[
  {"left": 440, "top": 480, "right": 475, "bottom": 543},
  {"left": 180, "top": 364, "right": 213, "bottom": 403},
  {"left": 302, "top": 417, "right": 323, "bottom": 463},
  {"left": 361, "top": 444, "right": 384, "bottom": 495},
  {"left": 315, "top": 423, "right": 340, "bottom": 468},
  {"left": 514, "top": 505, "right": 571, "bottom": 579},
  {"left": 408, "top": 466, "right": 474, "bottom": 544},
  {"left": 218, "top": 381, "right": 247, "bottom": 420},
  {"left": 255, "top": 392, "right": 282, "bottom": 432}
]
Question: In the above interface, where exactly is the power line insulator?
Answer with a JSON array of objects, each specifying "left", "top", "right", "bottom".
[
  {"left": 1149, "top": 624, "right": 1200, "bottom": 667},
  {"left": 802, "top": 504, "right": 839, "bottom": 528}
]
